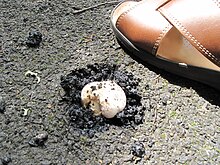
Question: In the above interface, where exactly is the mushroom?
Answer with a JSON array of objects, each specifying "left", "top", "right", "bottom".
[{"left": 81, "top": 80, "right": 126, "bottom": 118}]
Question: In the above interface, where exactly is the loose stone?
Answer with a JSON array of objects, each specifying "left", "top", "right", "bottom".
[{"left": 131, "top": 142, "right": 145, "bottom": 158}]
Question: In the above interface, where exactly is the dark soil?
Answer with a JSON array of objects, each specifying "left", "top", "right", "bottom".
[
  {"left": 60, "top": 63, "right": 146, "bottom": 137},
  {"left": 1, "top": 0, "right": 220, "bottom": 164}
]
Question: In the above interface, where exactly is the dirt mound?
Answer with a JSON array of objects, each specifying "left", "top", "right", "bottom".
[{"left": 60, "top": 63, "right": 146, "bottom": 137}]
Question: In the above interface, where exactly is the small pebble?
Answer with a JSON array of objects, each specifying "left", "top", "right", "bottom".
[
  {"left": 29, "top": 132, "right": 48, "bottom": 147},
  {"left": 28, "top": 139, "right": 39, "bottom": 147},
  {"left": 131, "top": 142, "right": 145, "bottom": 158},
  {"left": 26, "top": 30, "right": 42, "bottom": 47},
  {"left": 147, "top": 140, "right": 155, "bottom": 148},
  {"left": 1, "top": 155, "right": 12, "bottom": 165}
]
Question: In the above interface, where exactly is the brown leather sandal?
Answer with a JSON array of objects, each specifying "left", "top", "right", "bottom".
[{"left": 110, "top": 0, "right": 220, "bottom": 90}]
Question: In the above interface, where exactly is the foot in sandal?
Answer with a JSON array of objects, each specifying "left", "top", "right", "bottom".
[{"left": 110, "top": 0, "right": 220, "bottom": 90}]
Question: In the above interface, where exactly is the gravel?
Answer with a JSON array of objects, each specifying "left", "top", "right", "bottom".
[{"left": 1, "top": 0, "right": 220, "bottom": 164}]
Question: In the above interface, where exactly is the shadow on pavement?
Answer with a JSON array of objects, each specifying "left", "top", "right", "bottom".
[{"left": 118, "top": 43, "right": 220, "bottom": 107}]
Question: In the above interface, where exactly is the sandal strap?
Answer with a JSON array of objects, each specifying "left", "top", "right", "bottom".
[
  {"left": 116, "top": 0, "right": 173, "bottom": 55},
  {"left": 158, "top": 0, "right": 220, "bottom": 67}
]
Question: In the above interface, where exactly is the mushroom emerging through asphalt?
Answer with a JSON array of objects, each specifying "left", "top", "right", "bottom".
[{"left": 81, "top": 80, "right": 126, "bottom": 118}]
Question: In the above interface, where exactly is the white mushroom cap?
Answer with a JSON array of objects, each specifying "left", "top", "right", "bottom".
[
  {"left": 81, "top": 80, "right": 126, "bottom": 118},
  {"left": 81, "top": 81, "right": 98, "bottom": 107}
]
